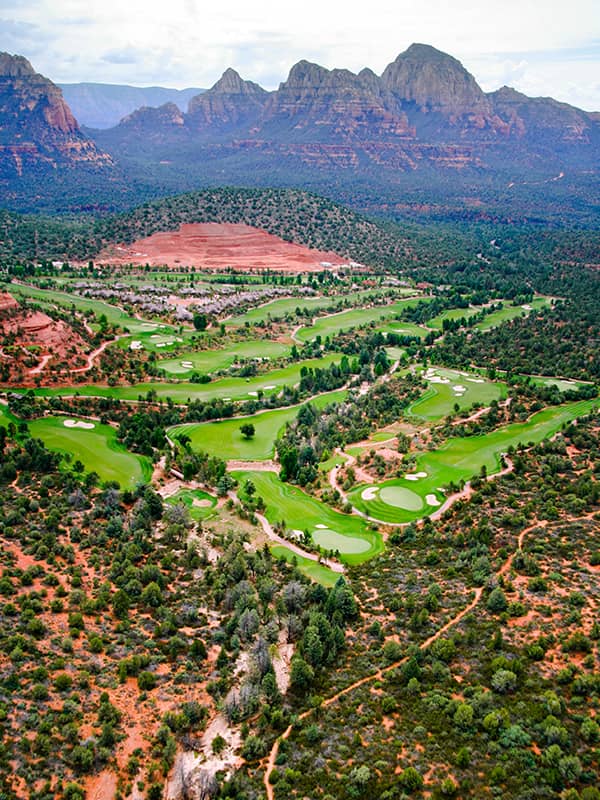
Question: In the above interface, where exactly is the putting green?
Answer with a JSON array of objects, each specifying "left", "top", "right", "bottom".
[
  {"left": 474, "top": 297, "right": 552, "bottom": 331},
  {"left": 350, "top": 398, "right": 597, "bottom": 523},
  {"left": 235, "top": 470, "right": 384, "bottom": 565},
  {"left": 164, "top": 489, "right": 217, "bottom": 520},
  {"left": 171, "top": 389, "right": 347, "bottom": 461},
  {"left": 379, "top": 486, "right": 423, "bottom": 511},
  {"left": 312, "top": 529, "right": 371, "bottom": 554},
  {"left": 26, "top": 416, "right": 151, "bottom": 488}
]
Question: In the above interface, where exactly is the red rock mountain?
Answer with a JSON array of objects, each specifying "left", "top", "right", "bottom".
[{"left": 0, "top": 52, "right": 113, "bottom": 178}]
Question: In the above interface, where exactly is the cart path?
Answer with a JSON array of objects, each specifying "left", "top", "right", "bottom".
[{"left": 262, "top": 518, "right": 544, "bottom": 799}]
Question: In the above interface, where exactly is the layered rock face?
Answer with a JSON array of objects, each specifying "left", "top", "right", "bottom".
[
  {"left": 186, "top": 68, "right": 268, "bottom": 132},
  {"left": 0, "top": 52, "right": 113, "bottom": 176}
]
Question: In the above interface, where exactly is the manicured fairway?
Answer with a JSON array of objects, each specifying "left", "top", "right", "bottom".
[
  {"left": 376, "top": 321, "right": 430, "bottom": 339},
  {"left": 427, "top": 306, "right": 482, "bottom": 330},
  {"left": 349, "top": 398, "right": 598, "bottom": 523},
  {"left": 5, "top": 282, "right": 160, "bottom": 334},
  {"left": 170, "top": 389, "right": 348, "bottom": 460},
  {"left": 227, "top": 289, "right": 410, "bottom": 327},
  {"left": 164, "top": 489, "right": 217, "bottom": 520},
  {"left": 27, "top": 416, "right": 151, "bottom": 488},
  {"left": 408, "top": 367, "right": 507, "bottom": 420},
  {"left": 158, "top": 340, "right": 290, "bottom": 375},
  {"left": 235, "top": 470, "right": 384, "bottom": 565},
  {"left": 473, "top": 297, "right": 552, "bottom": 331},
  {"left": 270, "top": 545, "right": 339, "bottom": 587},
  {"left": 295, "top": 296, "right": 431, "bottom": 342},
  {"left": 33, "top": 353, "right": 342, "bottom": 403}
]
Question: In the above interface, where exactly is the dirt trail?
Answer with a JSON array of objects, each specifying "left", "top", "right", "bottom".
[
  {"left": 71, "top": 335, "right": 124, "bottom": 373},
  {"left": 28, "top": 354, "right": 52, "bottom": 375},
  {"left": 226, "top": 459, "right": 281, "bottom": 474},
  {"left": 262, "top": 519, "right": 541, "bottom": 798}
]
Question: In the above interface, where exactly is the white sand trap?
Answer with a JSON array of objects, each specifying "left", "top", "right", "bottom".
[
  {"left": 181, "top": 361, "right": 194, "bottom": 368},
  {"left": 150, "top": 334, "right": 161, "bottom": 339},
  {"left": 406, "top": 474, "right": 419, "bottom": 481},
  {"left": 130, "top": 341, "right": 142, "bottom": 350},
  {"left": 430, "top": 376, "right": 450, "bottom": 384},
  {"left": 141, "top": 323, "right": 155, "bottom": 328},
  {"left": 453, "top": 385, "right": 466, "bottom": 392},
  {"left": 521, "top": 304, "right": 532, "bottom": 310},
  {"left": 315, "top": 524, "right": 328, "bottom": 529},
  {"left": 156, "top": 342, "right": 166, "bottom": 348},
  {"left": 415, "top": 472, "right": 427, "bottom": 478},
  {"left": 426, "top": 494, "right": 441, "bottom": 506},
  {"left": 248, "top": 391, "right": 258, "bottom": 397},
  {"left": 64, "top": 419, "right": 95, "bottom": 430},
  {"left": 466, "top": 377, "right": 484, "bottom": 383},
  {"left": 263, "top": 385, "right": 276, "bottom": 390},
  {"left": 192, "top": 498, "right": 212, "bottom": 508},
  {"left": 290, "top": 529, "right": 304, "bottom": 538},
  {"left": 165, "top": 341, "right": 174, "bottom": 346},
  {"left": 361, "top": 486, "right": 380, "bottom": 501}
]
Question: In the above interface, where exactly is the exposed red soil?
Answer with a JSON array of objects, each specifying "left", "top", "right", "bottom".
[
  {"left": 94, "top": 222, "right": 347, "bottom": 272},
  {"left": 0, "top": 292, "right": 18, "bottom": 312}
]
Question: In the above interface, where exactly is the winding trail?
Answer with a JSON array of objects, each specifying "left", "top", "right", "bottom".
[
  {"left": 71, "top": 335, "right": 125, "bottom": 373},
  {"left": 28, "top": 354, "right": 52, "bottom": 375},
  {"left": 262, "top": 518, "right": 542, "bottom": 798}
]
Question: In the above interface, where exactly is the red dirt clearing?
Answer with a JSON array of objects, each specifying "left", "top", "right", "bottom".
[{"left": 95, "top": 222, "right": 349, "bottom": 272}]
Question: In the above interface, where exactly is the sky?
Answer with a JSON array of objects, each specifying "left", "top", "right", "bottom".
[{"left": 2, "top": 0, "right": 600, "bottom": 110}]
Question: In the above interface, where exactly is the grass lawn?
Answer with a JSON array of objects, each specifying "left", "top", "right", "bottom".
[
  {"left": 158, "top": 340, "right": 290, "bottom": 375},
  {"left": 376, "top": 321, "right": 430, "bottom": 338},
  {"left": 350, "top": 398, "right": 598, "bottom": 524},
  {"left": 227, "top": 289, "right": 409, "bottom": 327},
  {"left": 407, "top": 367, "right": 507, "bottom": 421},
  {"left": 27, "top": 416, "right": 151, "bottom": 488},
  {"left": 295, "top": 296, "right": 431, "bottom": 342},
  {"left": 427, "top": 306, "right": 482, "bottom": 330},
  {"left": 474, "top": 297, "right": 553, "bottom": 331},
  {"left": 164, "top": 488, "right": 217, "bottom": 520},
  {"left": 235, "top": 470, "right": 384, "bottom": 565},
  {"left": 5, "top": 282, "right": 161, "bottom": 334},
  {"left": 269, "top": 545, "right": 339, "bottom": 587},
  {"left": 32, "top": 353, "right": 342, "bottom": 403},
  {"left": 170, "top": 389, "right": 347, "bottom": 461}
]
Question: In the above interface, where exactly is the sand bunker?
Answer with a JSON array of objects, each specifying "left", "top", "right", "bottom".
[
  {"left": 95, "top": 222, "right": 344, "bottom": 273},
  {"left": 192, "top": 498, "right": 213, "bottom": 508},
  {"left": 181, "top": 361, "right": 194, "bottom": 368},
  {"left": 263, "top": 385, "right": 276, "bottom": 390},
  {"left": 466, "top": 377, "right": 485, "bottom": 383},
  {"left": 361, "top": 486, "right": 380, "bottom": 501},
  {"left": 248, "top": 391, "right": 258, "bottom": 397},
  {"left": 406, "top": 471, "right": 427, "bottom": 481},
  {"left": 430, "top": 376, "right": 450, "bottom": 384},
  {"left": 290, "top": 529, "right": 304, "bottom": 539},
  {"left": 64, "top": 419, "right": 95, "bottom": 430},
  {"left": 521, "top": 304, "right": 532, "bottom": 310},
  {"left": 315, "top": 524, "right": 328, "bottom": 529},
  {"left": 453, "top": 384, "right": 466, "bottom": 392},
  {"left": 426, "top": 494, "right": 441, "bottom": 507},
  {"left": 130, "top": 341, "right": 142, "bottom": 350}
]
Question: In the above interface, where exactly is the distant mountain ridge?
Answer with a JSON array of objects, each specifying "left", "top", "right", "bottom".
[
  {"left": 59, "top": 82, "right": 205, "bottom": 129},
  {"left": 1, "top": 46, "right": 599, "bottom": 222}
]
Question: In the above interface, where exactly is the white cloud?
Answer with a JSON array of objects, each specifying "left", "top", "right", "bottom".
[{"left": 3, "top": 0, "right": 600, "bottom": 109}]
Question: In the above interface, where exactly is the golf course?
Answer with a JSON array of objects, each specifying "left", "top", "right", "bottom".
[
  {"left": 164, "top": 488, "right": 217, "bottom": 520},
  {"left": 27, "top": 416, "right": 151, "bottom": 488},
  {"left": 236, "top": 470, "right": 384, "bottom": 565},
  {"left": 349, "top": 397, "right": 597, "bottom": 523},
  {"left": 407, "top": 367, "right": 507, "bottom": 420},
  {"left": 158, "top": 339, "right": 290, "bottom": 375},
  {"left": 170, "top": 389, "right": 348, "bottom": 460}
]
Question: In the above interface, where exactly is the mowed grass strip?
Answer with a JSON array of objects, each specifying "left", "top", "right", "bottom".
[
  {"left": 427, "top": 306, "right": 482, "bottom": 330},
  {"left": 164, "top": 489, "right": 217, "bottom": 520},
  {"left": 32, "top": 353, "right": 342, "bottom": 403},
  {"left": 5, "top": 282, "right": 161, "bottom": 334},
  {"left": 269, "top": 545, "right": 339, "bottom": 587},
  {"left": 350, "top": 398, "right": 598, "bottom": 523},
  {"left": 407, "top": 368, "right": 507, "bottom": 421},
  {"left": 27, "top": 416, "right": 151, "bottom": 488},
  {"left": 170, "top": 389, "right": 347, "bottom": 461},
  {"left": 235, "top": 471, "right": 383, "bottom": 565},
  {"left": 473, "top": 297, "right": 553, "bottom": 332},
  {"left": 295, "top": 295, "right": 431, "bottom": 342},
  {"left": 375, "top": 321, "right": 430, "bottom": 338},
  {"left": 158, "top": 340, "right": 290, "bottom": 376},
  {"left": 227, "top": 288, "right": 411, "bottom": 327}
]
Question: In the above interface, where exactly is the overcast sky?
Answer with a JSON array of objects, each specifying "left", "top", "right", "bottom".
[{"left": 2, "top": 0, "right": 600, "bottom": 110}]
